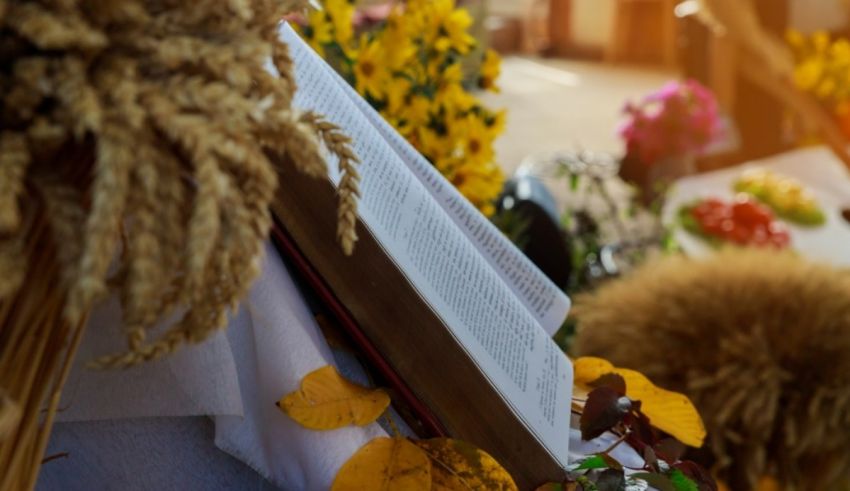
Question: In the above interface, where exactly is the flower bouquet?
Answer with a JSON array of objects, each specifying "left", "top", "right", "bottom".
[
  {"left": 618, "top": 80, "right": 721, "bottom": 202},
  {"left": 787, "top": 30, "right": 850, "bottom": 140},
  {"left": 299, "top": 0, "right": 505, "bottom": 215}
]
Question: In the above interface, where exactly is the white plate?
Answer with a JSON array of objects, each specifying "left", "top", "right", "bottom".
[{"left": 663, "top": 146, "right": 850, "bottom": 267}]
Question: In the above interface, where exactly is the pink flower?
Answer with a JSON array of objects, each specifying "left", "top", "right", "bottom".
[{"left": 619, "top": 80, "right": 721, "bottom": 165}]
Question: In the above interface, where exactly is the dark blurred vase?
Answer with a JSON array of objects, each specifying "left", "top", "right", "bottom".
[
  {"left": 496, "top": 174, "right": 572, "bottom": 290},
  {"left": 619, "top": 153, "right": 695, "bottom": 204}
]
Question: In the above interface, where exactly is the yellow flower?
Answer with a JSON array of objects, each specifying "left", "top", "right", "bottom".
[
  {"left": 306, "top": 0, "right": 506, "bottom": 216},
  {"left": 302, "top": 10, "right": 333, "bottom": 56},
  {"left": 432, "top": 0, "right": 475, "bottom": 54},
  {"left": 831, "top": 38, "right": 850, "bottom": 65},
  {"left": 785, "top": 29, "right": 805, "bottom": 51},
  {"left": 487, "top": 109, "right": 507, "bottom": 137},
  {"left": 417, "top": 127, "right": 453, "bottom": 162},
  {"left": 354, "top": 38, "right": 386, "bottom": 99},
  {"left": 816, "top": 77, "right": 836, "bottom": 99},
  {"left": 435, "top": 63, "right": 474, "bottom": 111},
  {"left": 479, "top": 49, "right": 501, "bottom": 92},
  {"left": 793, "top": 58, "right": 823, "bottom": 91},
  {"left": 449, "top": 160, "right": 504, "bottom": 216},
  {"left": 383, "top": 8, "right": 416, "bottom": 70},
  {"left": 403, "top": 94, "right": 432, "bottom": 127},
  {"left": 452, "top": 115, "right": 495, "bottom": 166},
  {"left": 812, "top": 30, "right": 831, "bottom": 54},
  {"left": 384, "top": 77, "right": 411, "bottom": 114},
  {"left": 325, "top": 0, "right": 355, "bottom": 45}
]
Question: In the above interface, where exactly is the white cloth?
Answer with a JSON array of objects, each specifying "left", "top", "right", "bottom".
[
  {"left": 44, "top": 247, "right": 655, "bottom": 490},
  {"left": 212, "top": 244, "right": 386, "bottom": 489},
  {"left": 51, "top": 243, "right": 386, "bottom": 490}
]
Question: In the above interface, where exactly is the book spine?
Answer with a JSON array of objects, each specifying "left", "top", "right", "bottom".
[{"left": 270, "top": 219, "right": 448, "bottom": 438}]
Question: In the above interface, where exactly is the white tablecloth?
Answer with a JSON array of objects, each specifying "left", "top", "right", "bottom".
[{"left": 41, "top": 243, "right": 386, "bottom": 490}]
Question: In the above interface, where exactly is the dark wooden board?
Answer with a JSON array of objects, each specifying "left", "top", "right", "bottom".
[{"left": 271, "top": 161, "right": 566, "bottom": 489}]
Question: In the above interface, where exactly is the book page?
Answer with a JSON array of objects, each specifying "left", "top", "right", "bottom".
[
  {"left": 293, "top": 29, "right": 570, "bottom": 335},
  {"left": 280, "top": 24, "right": 572, "bottom": 467}
]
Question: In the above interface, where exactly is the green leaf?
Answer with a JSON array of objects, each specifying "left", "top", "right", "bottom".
[
  {"left": 574, "top": 455, "right": 609, "bottom": 471},
  {"left": 669, "top": 469, "right": 699, "bottom": 491}
]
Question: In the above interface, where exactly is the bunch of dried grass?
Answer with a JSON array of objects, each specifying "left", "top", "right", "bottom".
[
  {"left": 0, "top": 1, "right": 359, "bottom": 488},
  {"left": 573, "top": 249, "right": 850, "bottom": 490}
]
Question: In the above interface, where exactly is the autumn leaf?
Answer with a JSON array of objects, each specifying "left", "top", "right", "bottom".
[
  {"left": 579, "top": 386, "right": 632, "bottom": 441},
  {"left": 416, "top": 438, "right": 518, "bottom": 490},
  {"left": 332, "top": 437, "right": 431, "bottom": 491},
  {"left": 654, "top": 438, "right": 687, "bottom": 463},
  {"left": 276, "top": 365, "right": 390, "bottom": 430},
  {"left": 573, "top": 357, "right": 706, "bottom": 447}
]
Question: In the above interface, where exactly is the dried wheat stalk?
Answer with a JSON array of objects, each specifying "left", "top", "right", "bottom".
[
  {"left": 0, "top": 1, "right": 360, "bottom": 488},
  {"left": 574, "top": 249, "right": 850, "bottom": 490}
]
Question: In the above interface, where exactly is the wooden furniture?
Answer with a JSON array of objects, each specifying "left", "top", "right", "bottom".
[
  {"left": 682, "top": 0, "right": 850, "bottom": 171},
  {"left": 606, "top": 0, "right": 678, "bottom": 66},
  {"left": 547, "top": 0, "right": 572, "bottom": 55}
]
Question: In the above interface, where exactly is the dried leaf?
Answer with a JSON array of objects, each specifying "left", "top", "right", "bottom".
[
  {"left": 574, "top": 357, "right": 706, "bottom": 447},
  {"left": 331, "top": 437, "right": 431, "bottom": 491},
  {"left": 416, "top": 438, "right": 518, "bottom": 490},
  {"left": 580, "top": 386, "right": 631, "bottom": 441},
  {"left": 590, "top": 373, "right": 626, "bottom": 396},
  {"left": 643, "top": 446, "right": 659, "bottom": 472},
  {"left": 277, "top": 365, "right": 390, "bottom": 430},
  {"left": 654, "top": 438, "right": 686, "bottom": 464}
]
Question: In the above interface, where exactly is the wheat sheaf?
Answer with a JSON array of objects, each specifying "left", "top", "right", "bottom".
[{"left": 0, "top": 1, "right": 359, "bottom": 488}]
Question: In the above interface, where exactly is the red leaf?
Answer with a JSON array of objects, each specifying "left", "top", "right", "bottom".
[
  {"left": 654, "top": 438, "right": 686, "bottom": 463},
  {"left": 589, "top": 373, "right": 626, "bottom": 396},
  {"left": 580, "top": 387, "right": 632, "bottom": 441}
]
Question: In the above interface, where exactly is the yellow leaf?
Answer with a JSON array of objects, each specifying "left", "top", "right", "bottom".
[
  {"left": 332, "top": 437, "right": 432, "bottom": 491},
  {"left": 276, "top": 365, "right": 390, "bottom": 430},
  {"left": 573, "top": 357, "right": 706, "bottom": 448},
  {"left": 416, "top": 438, "right": 518, "bottom": 490}
]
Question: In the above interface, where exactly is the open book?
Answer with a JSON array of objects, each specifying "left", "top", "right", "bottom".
[{"left": 276, "top": 23, "right": 573, "bottom": 487}]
